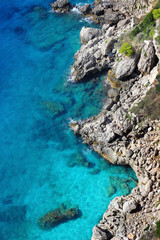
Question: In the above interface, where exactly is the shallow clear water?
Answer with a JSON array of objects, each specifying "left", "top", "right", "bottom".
[{"left": 0, "top": 1, "right": 137, "bottom": 240}]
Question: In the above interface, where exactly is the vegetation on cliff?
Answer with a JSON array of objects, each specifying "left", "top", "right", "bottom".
[
  {"left": 119, "top": 43, "right": 134, "bottom": 56},
  {"left": 131, "top": 75, "right": 160, "bottom": 120},
  {"left": 130, "top": 0, "right": 160, "bottom": 41}
]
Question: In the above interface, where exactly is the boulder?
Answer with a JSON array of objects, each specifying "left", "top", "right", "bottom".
[
  {"left": 115, "top": 56, "right": 137, "bottom": 79},
  {"left": 107, "top": 88, "right": 119, "bottom": 100},
  {"left": 91, "top": 225, "right": 110, "bottom": 240},
  {"left": 80, "top": 4, "right": 92, "bottom": 15},
  {"left": 117, "top": 18, "right": 130, "bottom": 29},
  {"left": 50, "top": 0, "right": 72, "bottom": 12},
  {"left": 80, "top": 27, "right": 102, "bottom": 44},
  {"left": 140, "top": 179, "right": 153, "bottom": 197},
  {"left": 38, "top": 202, "right": 79, "bottom": 230},
  {"left": 103, "top": 98, "right": 114, "bottom": 110},
  {"left": 138, "top": 41, "right": 156, "bottom": 75},
  {"left": 123, "top": 198, "right": 137, "bottom": 213},
  {"left": 92, "top": 5, "right": 104, "bottom": 16},
  {"left": 101, "top": 38, "right": 115, "bottom": 56},
  {"left": 104, "top": 9, "right": 122, "bottom": 25}
]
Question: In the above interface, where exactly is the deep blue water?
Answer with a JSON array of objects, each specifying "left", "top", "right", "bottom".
[{"left": 0, "top": 1, "right": 137, "bottom": 240}]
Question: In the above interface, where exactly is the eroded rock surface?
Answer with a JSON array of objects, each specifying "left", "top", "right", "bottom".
[
  {"left": 70, "top": 65, "right": 160, "bottom": 239},
  {"left": 73, "top": 37, "right": 115, "bottom": 81},
  {"left": 138, "top": 40, "right": 156, "bottom": 75},
  {"left": 80, "top": 27, "right": 102, "bottom": 44},
  {"left": 80, "top": 4, "right": 92, "bottom": 15},
  {"left": 114, "top": 55, "right": 138, "bottom": 80},
  {"left": 50, "top": 0, "right": 72, "bottom": 12},
  {"left": 68, "top": 0, "right": 160, "bottom": 239}
]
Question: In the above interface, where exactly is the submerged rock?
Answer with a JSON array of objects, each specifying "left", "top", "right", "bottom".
[
  {"left": 106, "top": 185, "right": 116, "bottom": 197},
  {"left": 33, "top": 6, "right": 49, "bottom": 20},
  {"left": 110, "top": 176, "right": 131, "bottom": 195},
  {"left": 50, "top": 0, "right": 73, "bottom": 12},
  {"left": 89, "top": 168, "right": 101, "bottom": 175},
  {"left": 40, "top": 100, "right": 65, "bottom": 118},
  {"left": 38, "top": 202, "right": 80, "bottom": 230},
  {"left": 67, "top": 152, "right": 94, "bottom": 168}
]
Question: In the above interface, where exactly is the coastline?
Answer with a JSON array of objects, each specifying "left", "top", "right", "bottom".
[{"left": 62, "top": 0, "right": 160, "bottom": 238}]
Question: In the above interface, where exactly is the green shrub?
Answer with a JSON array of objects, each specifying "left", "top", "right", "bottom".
[
  {"left": 129, "top": 26, "right": 141, "bottom": 39},
  {"left": 119, "top": 43, "right": 134, "bottom": 56},
  {"left": 155, "top": 35, "right": 160, "bottom": 44},
  {"left": 153, "top": 8, "right": 160, "bottom": 19},
  {"left": 139, "top": 11, "right": 154, "bottom": 33},
  {"left": 154, "top": 0, "right": 160, "bottom": 9},
  {"left": 156, "top": 220, "right": 160, "bottom": 237},
  {"left": 130, "top": 0, "right": 160, "bottom": 41},
  {"left": 149, "top": 27, "right": 155, "bottom": 38}
]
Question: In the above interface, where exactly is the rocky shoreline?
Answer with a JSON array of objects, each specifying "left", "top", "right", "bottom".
[
  {"left": 70, "top": 67, "right": 160, "bottom": 239},
  {"left": 51, "top": 0, "right": 160, "bottom": 238}
]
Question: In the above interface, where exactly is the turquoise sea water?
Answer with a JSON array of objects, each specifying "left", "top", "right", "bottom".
[{"left": 0, "top": 1, "right": 137, "bottom": 239}]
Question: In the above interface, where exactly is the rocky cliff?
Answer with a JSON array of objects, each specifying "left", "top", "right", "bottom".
[{"left": 51, "top": 0, "right": 160, "bottom": 238}]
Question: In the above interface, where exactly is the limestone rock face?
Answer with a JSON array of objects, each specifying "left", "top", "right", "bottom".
[
  {"left": 92, "top": 5, "right": 104, "bottom": 16},
  {"left": 80, "top": 4, "right": 92, "bottom": 15},
  {"left": 110, "top": 0, "right": 155, "bottom": 16},
  {"left": 50, "top": 0, "right": 72, "bottom": 12},
  {"left": 138, "top": 41, "right": 156, "bottom": 75},
  {"left": 70, "top": 54, "right": 160, "bottom": 239},
  {"left": 115, "top": 56, "right": 137, "bottom": 79},
  {"left": 91, "top": 225, "right": 110, "bottom": 240},
  {"left": 80, "top": 27, "right": 102, "bottom": 44},
  {"left": 103, "top": 9, "right": 123, "bottom": 25},
  {"left": 139, "top": 178, "right": 153, "bottom": 197},
  {"left": 123, "top": 199, "right": 137, "bottom": 213},
  {"left": 73, "top": 36, "right": 115, "bottom": 81},
  {"left": 101, "top": 39, "right": 115, "bottom": 56}
]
